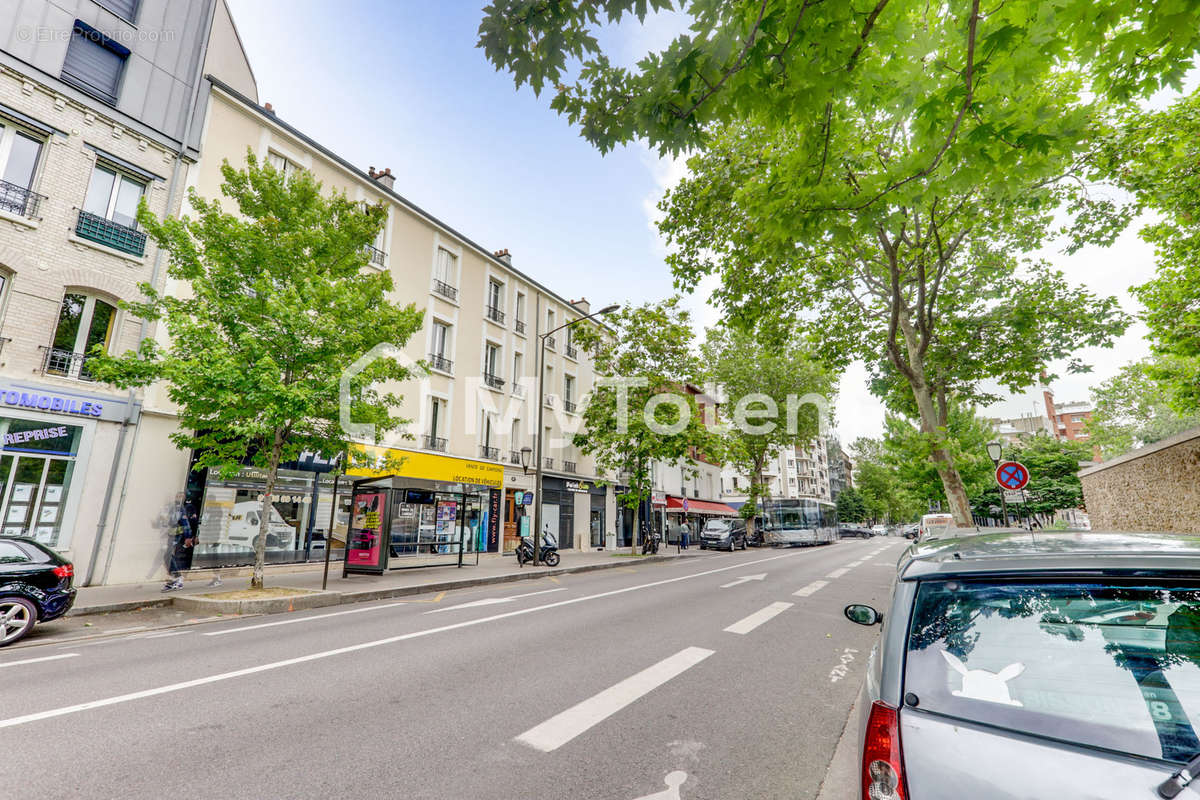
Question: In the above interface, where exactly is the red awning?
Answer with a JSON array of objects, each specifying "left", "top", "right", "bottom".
[{"left": 664, "top": 496, "right": 738, "bottom": 516}]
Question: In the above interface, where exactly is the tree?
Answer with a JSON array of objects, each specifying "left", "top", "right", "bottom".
[
  {"left": 1097, "top": 91, "right": 1200, "bottom": 414},
  {"left": 89, "top": 153, "right": 424, "bottom": 589},
  {"left": 881, "top": 403, "right": 995, "bottom": 512},
  {"left": 971, "top": 436, "right": 1091, "bottom": 525},
  {"left": 571, "top": 298, "right": 716, "bottom": 555},
  {"left": 1087, "top": 358, "right": 1200, "bottom": 458},
  {"left": 835, "top": 486, "right": 867, "bottom": 524},
  {"left": 702, "top": 325, "right": 832, "bottom": 541}
]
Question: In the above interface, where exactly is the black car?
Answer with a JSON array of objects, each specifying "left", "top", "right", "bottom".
[
  {"left": 839, "top": 526, "right": 874, "bottom": 539},
  {"left": 699, "top": 519, "right": 747, "bottom": 551},
  {"left": 0, "top": 536, "right": 77, "bottom": 646}
]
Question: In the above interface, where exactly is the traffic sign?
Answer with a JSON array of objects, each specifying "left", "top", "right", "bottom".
[
  {"left": 1003, "top": 490, "right": 1025, "bottom": 504},
  {"left": 995, "top": 461, "right": 1030, "bottom": 491}
]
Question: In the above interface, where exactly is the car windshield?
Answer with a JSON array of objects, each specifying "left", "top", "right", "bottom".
[
  {"left": 904, "top": 579, "right": 1200, "bottom": 764},
  {"left": 703, "top": 521, "right": 730, "bottom": 532}
]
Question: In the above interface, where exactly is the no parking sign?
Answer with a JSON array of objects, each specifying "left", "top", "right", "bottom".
[{"left": 995, "top": 461, "right": 1030, "bottom": 491}]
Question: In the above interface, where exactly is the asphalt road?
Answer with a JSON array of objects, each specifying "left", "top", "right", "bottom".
[{"left": 2, "top": 538, "right": 905, "bottom": 800}]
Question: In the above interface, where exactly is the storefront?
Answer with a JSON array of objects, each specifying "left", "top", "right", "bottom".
[
  {"left": 540, "top": 476, "right": 577, "bottom": 549},
  {"left": 665, "top": 496, "right": 739, "bottom": 543}
]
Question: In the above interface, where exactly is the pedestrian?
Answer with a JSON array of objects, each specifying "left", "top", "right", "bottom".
[
  {"left": 162, "top": 500, "right": 195, "bottom": 592},
  {"left": 680, "top": 519, "right": 689, "bottom": 550}
]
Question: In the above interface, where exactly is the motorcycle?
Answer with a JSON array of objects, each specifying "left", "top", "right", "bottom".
[
  {"left": 641, "top": 530, "right": 660, "bottom": 555},
  {"left": 516, "top": 530, "right": 560, "bottom": 567}
]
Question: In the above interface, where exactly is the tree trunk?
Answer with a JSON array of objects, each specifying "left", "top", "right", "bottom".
[
  {"left": 745, "top": 453, "right": 767, "bottom": 543},
  {"left": 632, "top": 498, "right": 641, "bottom": 557},
  {"left": 252, "top": 428, "right": 285, "bottom": 589},
  {"left": 897, "top": 312, "right": 974, "bottom": 528}
]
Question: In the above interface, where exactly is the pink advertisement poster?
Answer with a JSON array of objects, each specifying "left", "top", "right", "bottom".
[{"left": 348, "top": 491, "right": 386, "bottom": 567}]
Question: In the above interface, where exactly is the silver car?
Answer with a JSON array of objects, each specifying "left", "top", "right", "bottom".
[{"left": 844, "top": 531, "right": 1200, "bottom": 799}]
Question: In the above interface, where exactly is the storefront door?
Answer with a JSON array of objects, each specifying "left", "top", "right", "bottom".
[{"left": 590, "top": 509, "right": 603, "bottom": 548}]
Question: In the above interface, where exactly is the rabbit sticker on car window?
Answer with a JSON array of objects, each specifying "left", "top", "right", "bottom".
[{"left": 942, "top": 650, "right": 1025, "bottom": 706}]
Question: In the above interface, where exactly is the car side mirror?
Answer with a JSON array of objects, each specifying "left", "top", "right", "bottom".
[{"left": 844, "top": 604, "right": 883, "bottom": 626}]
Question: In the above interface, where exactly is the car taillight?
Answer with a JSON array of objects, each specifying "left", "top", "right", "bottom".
[
  {"left": 53, "top": 564, "right": 74, "bottom": 580},
  {"left": 862, "top": 701, "right": 906, "bottom": 800}
]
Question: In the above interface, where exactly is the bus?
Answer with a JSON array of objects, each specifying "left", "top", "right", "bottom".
[{"left": 759, "top": 498, "right": 838, "bottom": 546}]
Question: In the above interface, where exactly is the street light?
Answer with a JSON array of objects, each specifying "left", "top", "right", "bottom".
[
  {"left": 531, "top": 302, "right": 619, "bottom": 565},
  {"left": 985, "top": 440, "right": 1008, "bottom": 526},
  {"left": 519, "top": 446, "right": 532, "bottom": 475}
]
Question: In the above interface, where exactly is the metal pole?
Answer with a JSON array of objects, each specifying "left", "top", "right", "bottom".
[
  {"left": 533, "top": 331, "right": 546, "bottom": 566},
  {"left": 321, "top": 472, "right": 339, "bottom": 590}
]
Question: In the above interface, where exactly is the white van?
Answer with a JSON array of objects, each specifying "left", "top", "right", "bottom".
[
  {"left": 224, "top": 501, "right": 297, "bottom": 551},
  {"left": 919, "top": 513, "right": 955, "bottom": 540}
]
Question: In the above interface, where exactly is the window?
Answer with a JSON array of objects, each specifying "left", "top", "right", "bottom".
[
  {"left": 0, "top": 540, "right": 29, "bottom": 564},
  {"left": 484, "top": 343, "right": 504, "bottom": 389},
  {"left": 45, "top": 292, "right": 117, "bottom": 380},
  {"left": 564, "top": 375, "right": 576, "bottom": 412},
  {"left": 267, "top": 151, "right": 300, "bottom": 180},
  {"left": 435, "top": 248, "right": 456, "bottom": 283},
  {"left": 486, "top": 280, "right": 504, "bottom": 323},
  {"left": 430, "top": 321, "right": 451, "bottom": 373},
  {"left": 82, "top": 163, "right": 144, "bottom": 229},
  {"left": 95, "top": 0, "right": 139, "bottom": 22},
  {"left": 61, "top": 21, "right": 129, "bottom": 105},
  {"left": 0, "top": 123, "right": 45, "bottom": 217},
  {"left": 426, "top": 397, "right": 446, "bottom": 451},
  {"left": 515, "top": 292, "right": 526, "bottom": 323},
  {"left": 513, "top": 352, "right": 523, "bottom": 379}
]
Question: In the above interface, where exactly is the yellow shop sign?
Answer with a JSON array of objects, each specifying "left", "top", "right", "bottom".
[{"left": 348, "top": 445, "right": 504, "bottom": 488}]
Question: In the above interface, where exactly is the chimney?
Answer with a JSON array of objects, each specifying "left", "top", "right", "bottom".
[
  {"left": 368, "top": 166, "right": 395, "bottom": 190},
  {"left": 493, "top": 248, "right": 512, "bottom": 266},
  {"left": 263, "top": 102, "right": 276, "bottom": 116},
  {"left": 569, "top": 297, "right": 591, "bottom": 314}
]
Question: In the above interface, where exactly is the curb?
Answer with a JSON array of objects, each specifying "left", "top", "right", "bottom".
[{"left": 66, "top": 552, "right": 686, "bottom": 618}]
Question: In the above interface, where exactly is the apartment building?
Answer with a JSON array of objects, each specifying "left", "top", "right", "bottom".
[
  {"left": 721, "top": 438, "right": 834, "bottom": 507},
  {"left": 0, "top": 0, "right": 254, "bottom": 584}
]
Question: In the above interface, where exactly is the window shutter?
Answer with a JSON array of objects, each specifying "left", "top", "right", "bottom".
[
  {"left": 97, "top": 0, "right": 139, "bottom": 21},
  {"left": 62, "top": 25, "right": 126, "bottom": 104}
]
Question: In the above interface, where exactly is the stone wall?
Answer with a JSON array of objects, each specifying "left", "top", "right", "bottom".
[{"left": 1079, "top": 427, "right": 1200, "bottom": 533}]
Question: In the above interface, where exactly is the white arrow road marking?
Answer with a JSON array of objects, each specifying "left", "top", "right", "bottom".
[
  {"left": 205, "top": 601, "right": 409, "bottom": 636},
  {"left": 724, "top": 602, "right": 794, "bottom": 635},
  {"left": 719, "top": 573, "right": 766, "bottom": 589},
  {"left": 633, "top": 771, "right": 688, "bottom": 800},
  {"left": 827, "top": 567, "right": 850, "bottom": 579},
  {"left": 793, "top": 580, "right": 828, "bottom": 597},
  {"left": 0, "top": 652, "right": 79, "bottom": 669},
  {"left": 516, "top": 647, "right": 714, "bottom": 753},
  {"left": 425, "top": 587, "right": 566, "bottom": 614}
]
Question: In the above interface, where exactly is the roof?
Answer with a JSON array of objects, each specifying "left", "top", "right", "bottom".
[{"left": 899, "top": 530, "right": 1200, "bottom": 580}]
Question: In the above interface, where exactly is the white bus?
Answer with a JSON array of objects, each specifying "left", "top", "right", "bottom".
[{"left": 760, "top": 499, "right": 838, "bottom": 546}]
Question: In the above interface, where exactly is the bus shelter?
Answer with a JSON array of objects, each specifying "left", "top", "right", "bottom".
[{"left": 343, "top": 474, "right": 491, "bottom": 575}]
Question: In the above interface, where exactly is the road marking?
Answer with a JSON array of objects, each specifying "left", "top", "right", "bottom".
[
  {"left": 204, "top": 602, "right": 408, "bottom": 636},
  {"left": 827, "top": 567, "right": 850, "bottom": 578},
  {"left": 793, "top": 580, "right": 829, "bottom": 597},
  {"left": 515, "top": 647, "right": 714, "bottom": 752},
  {"left": 846, "top": 560, "right": 865, "bottom": 567},
  {"left": 141, "top": 631, "right": 192, "bottom": 640},
  {"left": 719, "top": 573, "right": 766, "bottom": 589},
  {"left": 0, "top": 551, "right": 800, "bottom": 730},
  {"left": 633, "top": 770, "right": 688, "bottom": 800},
  {"left": 424, "top": 587, "right": 566, "bottom": 614},
  {"left": 724, "top": 602, "right": 794, "bottom": 635},
  {"left": 0, "top": 652, "right": 79, "bottom": 668}
]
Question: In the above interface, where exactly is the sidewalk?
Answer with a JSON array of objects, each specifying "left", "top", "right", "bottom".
[{"left": 71, "top": 547, "right": 714, "bottom": 616}]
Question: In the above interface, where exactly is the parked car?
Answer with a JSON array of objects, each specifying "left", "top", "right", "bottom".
[
  {"left": 843, "top": 531, "right": 1200, "bottom": 799},
  {"left": 0, "top": 536, "right": 76, "bottom": 646},
  {"left": 840, "top": 526, "right": 874, "bottom": 539},
  {"left": 699, "top": 519, "right": 747, "bottom": 551},
  {"left": 871, "top": 524, "right": 888, "bottom": 537}
]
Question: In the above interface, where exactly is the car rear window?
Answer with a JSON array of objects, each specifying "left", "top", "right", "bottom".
[
  {"left": 904, "top": 579, "right": 1200, "bottom": 764},
  {"left": 0, "top": 541, "right": 31, "bottom": 563}
]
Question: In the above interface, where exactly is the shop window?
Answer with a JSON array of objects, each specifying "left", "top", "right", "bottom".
[
  {"left": 44, "top": 292, "right": 117, "bottom": 381},
  {"left": 0, "top": 417, "right": 83, "bottom": 546}
]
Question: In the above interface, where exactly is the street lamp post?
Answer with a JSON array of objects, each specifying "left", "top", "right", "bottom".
[
  {"left": 531, "top": 303, "right": 620, "bottom": 565},
  {"left": 986, "top": 440, "right": 1008, "bottom": 527}
]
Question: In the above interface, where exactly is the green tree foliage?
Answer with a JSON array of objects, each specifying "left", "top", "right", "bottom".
[
  {"left": 1087, "top": 358, "right": 1200, "bottom": 458},
  {"left": 970, "top": 436, "right": 1092, "bottom": 523},
  {"left": 1097, "top": 91, "right": 1200, "bottom": 414},
  {"left": 851, "top": 437, "right": 921, "bottom": 524},
  {"left": 881, "top": 404, "right": 996, "bottom": 510},
  {"left": 701, "top": 326, "right": 832, "bottom": 539},
  {"left": 88, "top": 153, "right": 424, "bottom": 588},
  {"left": 571, "top": 298, "right": 718, "bottom": 554},
  {"left": 835, "top": 486, "right": 867, "bottom": 524}
]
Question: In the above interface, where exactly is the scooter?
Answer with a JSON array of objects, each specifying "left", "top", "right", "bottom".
[
  {"left": 516, "top": 530, "right": 560, "bottom": 567},
  {"left": 642, "top": 530, "right": 660, "bottom": 555}
]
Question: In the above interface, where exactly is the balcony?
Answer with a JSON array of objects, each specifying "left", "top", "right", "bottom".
[
  {"left": 0, "top": 180, "right": 46, "bottom": 219},
  {"left": 364, "top": 244, "right": 386, "bottom": 268},
  {"left": 429, "top": 353, "right": 453, "bottom": 374},
  {"left": 480, "top": 445, "right": 500, "bottom": 461},
  {"left": 511, "top": 383, "right": 526, "bottom": 398},
  {"left": 40, "top": 347, "right": 96, "bottom": 381},
  {"left": 486, "top": 305, "right": 505, "bottom": 324},
  {"left": 545, "top": 335, "right": 556, "bottom": 351},
  {"left": 483, "top": 373, "right": 505, "bottom": 391},
  {"left": 565, "top": 345, "right": 578, "bottom": 360},
  {"left": 509, "top": 450, "right": 522, "bottom": 466},
  {"left": 563, "top": 460, "right": 577, "bottom": 474},
  {"left": 432, "top": 279, "right": 458, "bottom": 302},
  {"left": 75, "top": 210, "right": 146, "bottom": 257},
  {"left": 563, "top": 399, "right": 577, "bottom": 414},
  {"left": 515, "top": 319, "right": 525, "bottom": 334},
  {"left": 543, "top": 457, "right": 554, "bottom": 470},
  {"left": 423, "top": 434, "right": 447, "bottom": 452}
]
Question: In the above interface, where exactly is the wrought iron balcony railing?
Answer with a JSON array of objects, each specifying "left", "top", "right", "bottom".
[
  {"left": 423, "top": 434, "right": 447, "bottom": 452},
  {"left": 0, "top": 180, "right": 46, "bottom": 219},
  {"left": 565, "top": 345, "right": 578, "bottom": 359},
  {"left": 75, "top": 210, "right": 146, "bottom": 257},
  {"left": 429, "top": 353, "right": 453, "bottom": 373},
  {"left": 545, "top": 335, "right": 556, "bottom": 351},
  {"left": 40, "top": 347, "right": 96, "bottom": 381},
  {"left": 432, "top": 279, "right": 458, "bottom": 301},
  {"left": 480, "top": 445, "right": 500, "bottom": 461},
  {"left": 563, "top": 399, "right": 577, "bottom": 414},
  {"left": 563, "top": 461, "right": 577, "bottom": 474},
  {"left": 515, "top": 319, "right": 525, "bottom": 334},
  {"left": 543, "top": 457, "right": 554, "bottom": 470},
  {"left": 364, "top": 244, "right": 386, "bottom": 267},
  {"left": 483, "top": 373, "right": 505, "bottom": 390},
  {"left": 485, "top": 305, "right": 505, "bottom": 324},
  {"left": 509, "top": 450, "right": 522, "bottom": 465}
]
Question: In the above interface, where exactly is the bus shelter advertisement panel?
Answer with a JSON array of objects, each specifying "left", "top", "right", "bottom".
[{"left": 348, "top": 491, "right": 386, "bottom": 569}]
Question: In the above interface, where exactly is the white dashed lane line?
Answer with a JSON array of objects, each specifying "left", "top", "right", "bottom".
[
  {"left": 793, "top": 580, "right": 828, "bottom": 597},
  {"left": 0, "top": 652, "right": 79, "bottom": 669},
  {"left": 827, "top": 567, "right": 850, "bottom": 579},
  {"left": 204, "top": 601, "right": 409, "bottom": 637},
  {"left": 723, "top": 602, "right": 794, "bottom": 635}
]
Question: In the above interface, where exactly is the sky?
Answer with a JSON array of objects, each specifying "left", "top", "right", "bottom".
[{"left": 223, "top": 1, "right": 1188, "bottom": 446}]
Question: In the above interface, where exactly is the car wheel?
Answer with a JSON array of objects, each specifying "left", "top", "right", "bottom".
[{"left": 0, "top": 597, "right": 37, "bottom": 646}]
